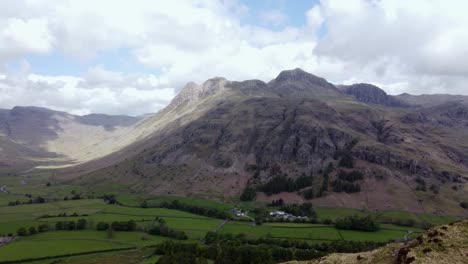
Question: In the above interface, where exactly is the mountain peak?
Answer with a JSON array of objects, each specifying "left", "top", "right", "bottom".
[
  {"left": 163, "top": 77, "right": 229, "bottom": 113},
  {"left": 274, "top": 68, "right": 318, "bottom": 82},
  {"left": 269, "top": 68, "right": 339, "bottom": 97},
  {"left": 201, "top": 77, "right": 227, "bottom": 95}
]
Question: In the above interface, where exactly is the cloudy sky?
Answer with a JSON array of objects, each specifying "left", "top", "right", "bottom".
[{"left": 1, "top": 0, "right": 467, "bottom": 115}]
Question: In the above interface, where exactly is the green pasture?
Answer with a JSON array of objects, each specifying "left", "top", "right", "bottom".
[{"left": 0, "top": 177, "right": 461, "bottom": 264}]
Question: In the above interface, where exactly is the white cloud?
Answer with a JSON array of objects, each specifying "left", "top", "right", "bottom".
[
  {"left": 1, "top": 0, "right": 468, "bottom": 115},
  {"left": 314, "top": 0, "right": 468, "bottom": 94},
  {"left": 0, "top": 68, "right": 175, "bottom": 116},
  {"left": 0, "top": 17, "right": 53, "bottom": 60}
]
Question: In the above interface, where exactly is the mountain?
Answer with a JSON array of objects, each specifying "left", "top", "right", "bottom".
[
  {"left": 396, "top": 93, "right": 468, "bottom": 107},
  {"left": 283, "top": 219, "right": 468, "bottom": 264},
  {"left": 53, "top": 68, "right": 467, "bottom": 216},
  {"left": 0, "top": 106, "right": 146, "bottom": 172},
  {"left": 338, "top": 83, "right": 404, "bottom": 106}
]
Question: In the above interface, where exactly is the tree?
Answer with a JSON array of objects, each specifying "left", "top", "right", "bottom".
[
  {"left": 338, "top": 151, "right": 354, "bottom": 168},
  {"left": 302, "top": 189, "right": 314, "bottom": 199},
  {"left": 335, "top": 215, "right": 379, "bottom": 232},
  {"left": 280, "top": 203, "right": 317, "bottom": 218},
  {"left": 55, "top": 221, "right": 64, "bottom": 230},
  {"left": 34, "top": 196, "right": 46, "bottom": 203},
  {"left": 127, "top": 220, "right": 137, "bottom": 231},
  {"left": 102, "top": 194, "right": 117, "bottom": 204},
  {"left": 97, "top": 222, "right": 109, "bottom": 231},
  {"left": 270, "top": 198, "right": 284, "bottom": 206},
  {"left": 38, "top": 224, "right": 49, "bottom": 232},
  {"left": 28, "top": 226, "right": 37, "bottom": 235},
  {"left": 17, "top": 227, "right": 28, "bottom": 236},
  {"left": 460, "top": 201, "right": 468, "bottom": 209},
  {"left": 77, "top": 219, "right": 87, "bottom": 230},
  {"left": 240, "top": 186, "right": 256, "bottom": 201},
  {"left": 67, "top": 221, "right": 76, "bottom": 230}
]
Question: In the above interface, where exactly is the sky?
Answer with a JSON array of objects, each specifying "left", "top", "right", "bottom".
[{"left": 1, "top": 0, "right": 468, "bottom": 116}]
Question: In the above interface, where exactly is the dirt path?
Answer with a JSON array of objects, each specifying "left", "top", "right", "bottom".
[{"left": 213, "top": 219, "right": 229, "bottom": 233}]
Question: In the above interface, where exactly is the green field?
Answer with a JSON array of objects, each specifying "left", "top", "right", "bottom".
[
  {"left": 0, "top": 172, "right": 459, "bottom": 263},
  {"left": 0, "top": 230, "right": 144, "bottom": 263},
  {"left": 0, "top": 196, "right": 436, "bottom": 263}
]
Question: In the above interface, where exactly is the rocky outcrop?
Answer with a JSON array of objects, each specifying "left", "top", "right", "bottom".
[
  {"left": 163, "top": 77, "right": 228, "bottom": 113},
  {"left": 283, "top": 220, "right": 468, "bottom": 264},
  {"left": 353, "top": 145, "right": 433, "bottom": 177},
  {"left": 339, "top": 83, "right": 403, "bottom": 106},
  {"left": 268, "top": 68, "right": 340, "bottom": 98}
]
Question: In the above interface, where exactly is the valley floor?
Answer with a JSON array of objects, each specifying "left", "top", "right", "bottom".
[{"left": 0, "top": 171, "right": 461, "bottom": 263}]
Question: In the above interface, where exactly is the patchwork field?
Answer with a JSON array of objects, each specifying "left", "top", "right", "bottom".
[{"left": 0, "top": 172, "right": 460, "bottom": 263}]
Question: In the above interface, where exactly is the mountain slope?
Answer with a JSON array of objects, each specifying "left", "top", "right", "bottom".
[
  {"left": 284, "top": 220, "right": 468, "bottom": 264},
  {"left": 0, "top": 106, "right": 148, "bottom": 170},
  {"left": 64, "top": 69, "right": 468, "bottom": 216},
  {"left": 338, "top": 83, "right": 403, "bottom": 106}
]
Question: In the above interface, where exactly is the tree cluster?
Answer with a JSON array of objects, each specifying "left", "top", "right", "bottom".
[
  {"left": 16, "top": 224, "right": 48, "bottom": 236},
  {"left": 8, "top": 196, "right": 46, "bottom": 206},
  {"left": 415, "top": 177, "right": 426, "bottom": 191},
  {"left": 100, "top": 194, "right": 118, "bottom": 204},
  {"left": 153, "top": 231, "right": 386, "bottom": 264},
  {"left": 260, "top": 175, "right": 313, "bottom": 195},
  {"left": 110, "top": 220, "right": 137, "bottom": 231},
  {"left": 206, "top": 232, "right": 385, "bottom": 253},
  {"left": 335, "top": 215, "right": 380, "bottom": 232},
  {"left": 155, "top": 240, "right": 321, "bottom": 264},
  {"left": 156, "top": 200, "right": 230, "bottom": 219},
  {"left": 269, "top": 198, "right": 284, "bottom": 206},
  {"left": 335, "top": 138, "right": 359, "bottom": 168},
  {"left": 332, "top": 170, "right": 362, "bottom": 193},
  {"left": 337, "top": 170, "right": 363, "bottom": 182},
  {"left": 240, "top": 186, "right": 257, "bottom": 201},
  {"left": 147, "top": 222, "right": 188, "bottom": 240},
  {"left": 96, "top": 222, "right": 110, "bottom": 230},
  {"left": 332, "top": 180, "right": 361, "bottom": 193},
  {"left": 55, "top": 219, "right": 88, "bottom": 230},
  {"left": 460, "top": 201, "right": 468, "bottom": 209},
  {"left": 280, "top": 203, "right": 317, "bottom": 218},
  {"left": 38, "top": 212, "right": 88, "bottom": 219},
  {"left": 338, "top": 150, "right": 354, "bottom": 168},
  {"left": 16, "top": 220, "right": 87, "bottom": 236}
]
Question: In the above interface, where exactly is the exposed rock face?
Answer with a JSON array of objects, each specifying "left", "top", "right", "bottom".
[
  {"left": 2, "top": 69, "right": 465, "bottom": 215},
  {"left": 69, "top": 69, "right": 468, "bottom": 216},
  {"left": 163, "top": 77, "right": 228, "bottom": 113},
  {"left": 268, "top": 68, "right": 340, "bottom": 98},
  {"left": 339, "top": 83, "right": 403, "bottom": 106}
]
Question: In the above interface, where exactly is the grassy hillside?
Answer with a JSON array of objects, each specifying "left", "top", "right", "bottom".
[{"left": 283, "top": 219, "right": 468, "bottom": 264}]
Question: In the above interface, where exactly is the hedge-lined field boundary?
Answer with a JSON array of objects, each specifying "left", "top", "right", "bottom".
[{"left": 0, "top": 246, "right": 136, "bottom": 264}]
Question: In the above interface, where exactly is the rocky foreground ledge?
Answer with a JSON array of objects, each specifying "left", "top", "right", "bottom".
[{"left": 283, "top": 220, "right": 468, "bottom": 264}]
